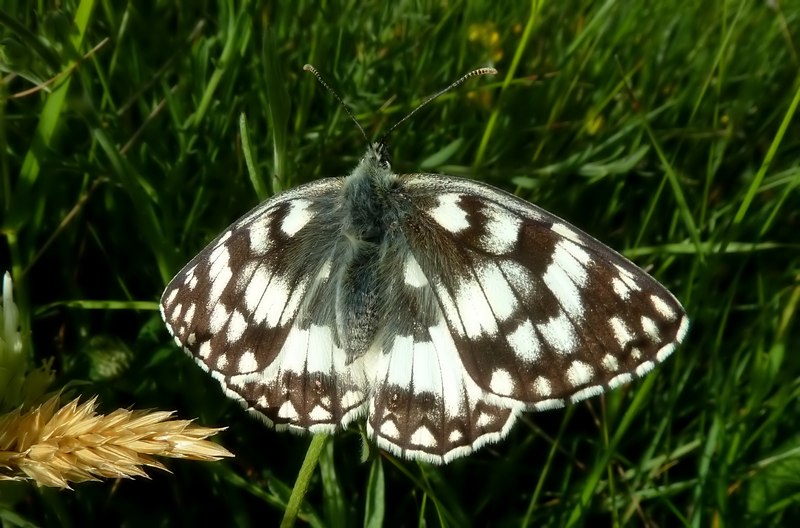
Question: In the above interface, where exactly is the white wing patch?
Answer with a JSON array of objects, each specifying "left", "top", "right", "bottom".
[
  {"left": 454, "top": 278, "right": 499, "bottom": 339},
  {"left": 480, "top": 203, "right": 522, "bottom": 254},
  {"left": 429, "top": 194, "right": 469, "bottom": 233},
  {"left": 280, "top": 199, "right": 313, "bottom": 236},
  {"left": 476, "top": 261, "right": 518, "bottom": 321},
  {"left": 507, "top": 319, "right": 541, "bottom": 363},
  {"left": 537, "top": 311, "right": 577, "bottom": 355},
  {"left": 404, "top": 254, "right": 428, "bottom": 287}
]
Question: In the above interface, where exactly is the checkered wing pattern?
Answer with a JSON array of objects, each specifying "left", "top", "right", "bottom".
[
  {"left": 364, "top": 175, "right": 688, "bottom": 462},
  {"left": 161, "top": 178, "right": 374, "bottom": 432},
  {"left": 161, "top": 146, "right": 688, "bottom": 464}
]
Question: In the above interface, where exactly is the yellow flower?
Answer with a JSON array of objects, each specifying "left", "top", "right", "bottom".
[{"left": 468, "top": 22, "right": 504, "bottom": 62}]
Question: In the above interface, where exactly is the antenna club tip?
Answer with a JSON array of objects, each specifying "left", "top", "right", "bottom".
[
  {"left": 484, "top": 67, "right": 499, "bottom": 75},
  {"left": 303, "top": 64, "right": 316, "bottom": 73}
]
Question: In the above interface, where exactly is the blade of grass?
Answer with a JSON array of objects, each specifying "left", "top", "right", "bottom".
[
  {"left": 281, "top": 434, "right": 328, "bottom": 528},
  {"left": 363, "top": 457, "right": 385, "bottom": 528},
  {"left": 240, "top": 113, "right": 268, "bottom": 200},
  {"left": 473, "top": 0, "right": 543, "bottom": 168},
  {"left": 616, "top": 60, "right": 703, "bottom": 262},
  {"left": 262, "top": 27, "right": 290, "bottom": 195},
  {"left": 729, "top": 77, "right": 800, "bottom": 234}
]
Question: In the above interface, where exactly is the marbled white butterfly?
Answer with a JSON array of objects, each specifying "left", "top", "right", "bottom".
[{"left": 160, "top": 65, "right": 689, "bottom": 464}]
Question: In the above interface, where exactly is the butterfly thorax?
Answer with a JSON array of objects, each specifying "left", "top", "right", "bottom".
[{"left": 340, "top": 144, "right": 399, "bottom": 242}]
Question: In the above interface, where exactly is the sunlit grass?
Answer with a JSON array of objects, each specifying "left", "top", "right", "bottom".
[{"left": 1, "top": 0, "right": 799, "bottom": 525}]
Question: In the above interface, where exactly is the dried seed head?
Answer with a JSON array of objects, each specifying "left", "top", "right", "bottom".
[{"left": 0, "top": 394, "right": 233, "bottom": 489}]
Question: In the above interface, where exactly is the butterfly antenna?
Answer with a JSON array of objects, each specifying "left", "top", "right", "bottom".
[
  {"left": 379, "top": 67, "right": 498, "bottom": 143},
  {"left": 304, "top": 64, "right": 369, "bottom": 143}
]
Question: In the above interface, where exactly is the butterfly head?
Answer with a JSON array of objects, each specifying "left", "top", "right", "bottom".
[
  {"left": 367, "top": 141, "right": 392, "bottom": 170},
  {"left": 345, "top": 141, "right": 396, "bottom": 197}
]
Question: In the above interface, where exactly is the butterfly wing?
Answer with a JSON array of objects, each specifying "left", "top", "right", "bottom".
[
  {"left": 161, "top": 178, "right": 371, "bottom": 432},
  {"left": 366, "top": 173, "right": 688, "bottom": 462}
]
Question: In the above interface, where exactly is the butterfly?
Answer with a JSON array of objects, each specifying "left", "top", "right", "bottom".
[{"left": 160, "top": 65, "right": 689, "bottom": 464}]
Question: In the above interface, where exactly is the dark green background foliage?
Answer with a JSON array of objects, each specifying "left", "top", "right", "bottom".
[{"left": 2, "top": 0, "right": 799, "bottom": 526}]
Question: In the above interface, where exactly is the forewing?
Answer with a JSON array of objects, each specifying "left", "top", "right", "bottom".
[
  {"left": 395, "top": 173, "right": 688, "bottom": 412},
  {"left": 160, "top": 178, "right": 368, "bottom": 432}
]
